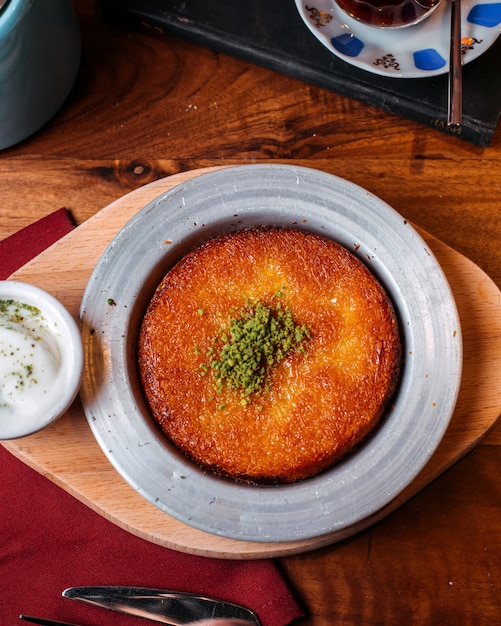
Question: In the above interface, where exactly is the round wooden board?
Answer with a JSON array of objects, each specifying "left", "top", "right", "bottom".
[{"left": 3, "top": 167, "right": 501, "bottom": 559}]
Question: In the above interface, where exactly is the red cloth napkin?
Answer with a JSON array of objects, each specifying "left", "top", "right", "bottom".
[
  {"left": 0, "top": 208, "right": 75, "bottom": 278},
  {"left": 0, "top": 209, "right": 304, "bottom": 626}
]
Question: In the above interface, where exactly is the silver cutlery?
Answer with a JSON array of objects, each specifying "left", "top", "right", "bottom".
[
  {"left": 20, "top": 617, "right": 81, "bottom": 626},
  {"left": 61, "top": 586, "right": 261, "bottom": 625},
  {"left": 447, "top": 0, "right": 462, "bottom": 126}
]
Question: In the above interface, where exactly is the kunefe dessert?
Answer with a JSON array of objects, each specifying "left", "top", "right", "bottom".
[{"left": 138, "top": 226, "right": 401, "bottom": 483}]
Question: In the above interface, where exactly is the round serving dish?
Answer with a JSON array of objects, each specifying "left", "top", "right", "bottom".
[
  {"left": 80, "top": 164, "right": 462, "bottom": 543},
  {"left": 294, "top": 0, "right": 501, "bottom": 78},
  {"left": 0, "top": 280, "right": 83, "bottom": 439}
]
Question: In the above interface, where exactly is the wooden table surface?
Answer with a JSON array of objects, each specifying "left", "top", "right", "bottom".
[{"left": 2, "top": 1, "right": 501, "bottom": 624}]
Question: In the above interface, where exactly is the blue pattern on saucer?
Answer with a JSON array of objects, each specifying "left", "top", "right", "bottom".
[
  {"left": 413, "top": 48, "right": 447, "bottom": 71},
  {"left": 297, "top": 0, "right": 501, "bottom": 78},
  {"left": 467, "top": 2, "right": 501, "bottom": 26},
  {"left": 330, "top": 34, "right": 364, "bottom": 57}
]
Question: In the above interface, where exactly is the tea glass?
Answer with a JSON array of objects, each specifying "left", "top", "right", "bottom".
[{"left": 335, "top": 0, "right": 444, "bottom": 27}]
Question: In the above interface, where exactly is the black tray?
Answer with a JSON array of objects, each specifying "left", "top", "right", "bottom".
[{"left": 98, "top": 0, "right": 501, "bottom": 147}]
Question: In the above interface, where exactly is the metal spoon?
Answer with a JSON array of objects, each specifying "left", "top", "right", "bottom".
[{"left": 447, "top": 0, "right": 462, "bottom": 126}]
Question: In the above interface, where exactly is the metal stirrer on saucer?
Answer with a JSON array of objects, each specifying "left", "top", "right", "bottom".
[{"left": 448, "top": 0, "right": 463, "bottom": 126}]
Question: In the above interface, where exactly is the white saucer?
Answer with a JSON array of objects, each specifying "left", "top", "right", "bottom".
[{"left": 295, "top": 0, "right": 501, "bottom": 77}]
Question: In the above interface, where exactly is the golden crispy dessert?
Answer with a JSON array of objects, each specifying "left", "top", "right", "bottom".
[{"left": 138, "top": 226, "right": 401, "bottom": 483}]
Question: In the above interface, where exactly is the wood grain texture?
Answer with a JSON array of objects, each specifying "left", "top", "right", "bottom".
[
  {"left": 1, "top": 0, "right": 501, "bottom": 621},
  {"left": 283, "top": 446, "right": 501, "bottom": 625},
  {"left": 3, "top": 169, "right": 501, "bottom": 559}
]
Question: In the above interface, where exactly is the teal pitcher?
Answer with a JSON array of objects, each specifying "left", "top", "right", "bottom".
[{"left": 0, "top": 0, "right": 81, "bottom": 149}]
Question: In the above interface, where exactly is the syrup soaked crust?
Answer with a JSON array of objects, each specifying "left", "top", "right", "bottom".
[{"left": 138, "top": 226, "right": 401, "bottom": 483}]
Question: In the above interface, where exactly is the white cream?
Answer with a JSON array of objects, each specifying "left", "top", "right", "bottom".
[{"left": 0, "top": 299, "right": 62, "bottom": 438}]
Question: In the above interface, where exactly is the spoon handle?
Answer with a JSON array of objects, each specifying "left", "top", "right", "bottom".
[{"left": 448, "top": 0, "right": 462, "bottom": 126}]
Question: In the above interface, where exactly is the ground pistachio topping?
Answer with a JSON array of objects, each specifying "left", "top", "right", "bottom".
[
  {"left": 198, "top": 292, "right": 310, "bottom": 404},
  {"left": 0, "top": 298, "right": 41, "bottom": 321}
]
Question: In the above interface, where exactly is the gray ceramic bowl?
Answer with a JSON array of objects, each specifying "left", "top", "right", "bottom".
[{"left": 80, "top": 165, "right": 462, "bottom": 543}]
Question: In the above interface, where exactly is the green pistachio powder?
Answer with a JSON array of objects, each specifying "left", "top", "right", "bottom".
[
  {"left": 196, "top": 290, "right": 311, "bottom": 406},
  {"left": 0, "top": 299, "right": 43, "bottom": 395}
]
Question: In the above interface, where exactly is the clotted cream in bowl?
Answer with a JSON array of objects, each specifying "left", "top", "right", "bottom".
[{"left": 0, "top": 281, "right": 83, "bottom": 439}]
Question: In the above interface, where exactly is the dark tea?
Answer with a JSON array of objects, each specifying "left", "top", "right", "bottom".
[{"left": 335, "top": 0, "right": 442, "bottom": 27}]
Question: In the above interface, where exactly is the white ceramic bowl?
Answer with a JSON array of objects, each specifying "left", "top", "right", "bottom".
[{"left": 0, "top": 281, "right": 83, "bottom": 439}]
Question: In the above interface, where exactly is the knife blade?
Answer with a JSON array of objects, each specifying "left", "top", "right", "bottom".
[
  {"left": 20, "top": 616, "right": 83, "bottom": 626},
  {"left": 62, "top": 586, "right": 261, "bottom": 625}
]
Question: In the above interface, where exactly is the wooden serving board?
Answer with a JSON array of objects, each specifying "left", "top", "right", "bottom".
[{"left": 3, "top": 168, "right": 501, "bottom": 559}]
